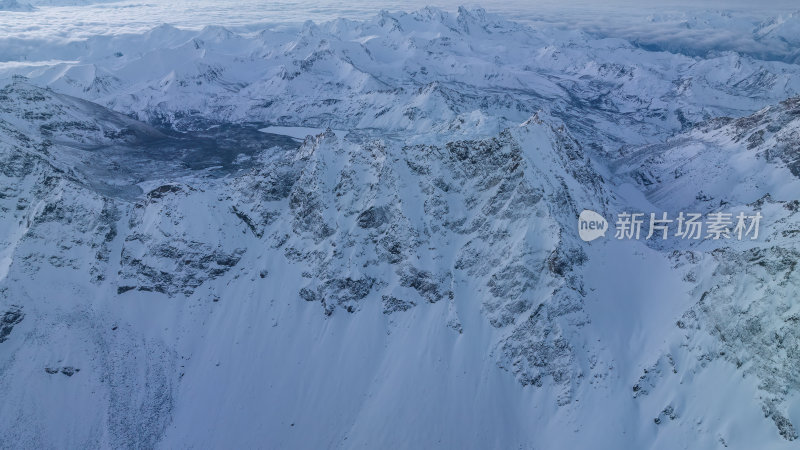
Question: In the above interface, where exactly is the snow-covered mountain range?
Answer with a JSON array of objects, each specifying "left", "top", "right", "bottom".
[{"left": 0, "top": 5, "right": 798, "bottom": 449}]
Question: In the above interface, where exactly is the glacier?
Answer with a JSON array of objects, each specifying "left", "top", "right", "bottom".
[{"left": 0, "top": 3, "right": 799, "bottom": 449}]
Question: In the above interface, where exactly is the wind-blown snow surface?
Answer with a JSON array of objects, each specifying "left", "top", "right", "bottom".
[{"left": 0, "top": 6, "right": 799, "bottom": 449}]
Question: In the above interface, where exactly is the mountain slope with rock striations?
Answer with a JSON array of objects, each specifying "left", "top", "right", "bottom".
[{"left": 0, "top": 80, "right": 613, "bottom": 448}]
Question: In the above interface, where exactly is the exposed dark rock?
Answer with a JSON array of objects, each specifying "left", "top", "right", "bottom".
[
  {"left": 357, "top": 205, "right": 392, "bottom": 229},
  {"left": 382, "top": 295, "right": 416, "bottom": 315},
  {"left": 0, "top": 306, "right": 24, "bottom": 343}
]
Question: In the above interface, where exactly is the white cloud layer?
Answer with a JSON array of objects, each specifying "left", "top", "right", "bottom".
[{"left": 1, "top": 1, "right": 799, "bottom": 63}]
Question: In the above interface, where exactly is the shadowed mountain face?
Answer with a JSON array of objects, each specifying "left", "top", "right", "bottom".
[
  {"left": 0, "top": 82, "right": 299, "bottom": 198},
  {"left": 0, "top": 7, "right": 799, "bottom": 449}
]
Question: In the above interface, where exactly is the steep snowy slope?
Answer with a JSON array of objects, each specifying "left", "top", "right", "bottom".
[
  {"left": 612, "top": 98, "right": 800, "bottom": 443},
  {"left": 1, "top": 6, "right": 799, "bottom": 449},
  {"left": 1, "top": 82, "right": 796, "bottom": 449}
]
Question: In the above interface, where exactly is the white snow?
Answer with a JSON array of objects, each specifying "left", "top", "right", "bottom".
[{"left": 259, "top": 125, "right": 347, "bottom": 141}]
